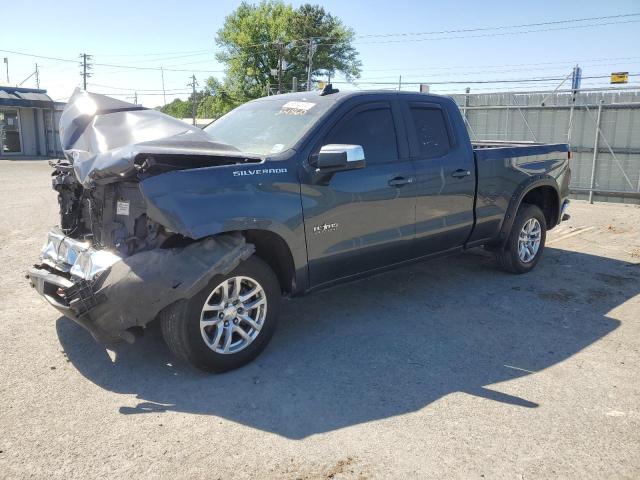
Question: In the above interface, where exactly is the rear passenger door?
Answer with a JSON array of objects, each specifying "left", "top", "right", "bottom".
[
  {"left": 301, "top": 100, "right": 416, "bottom": 287},
  {"left": 403, "top": 100, "right": 476, "bottom": 255}
]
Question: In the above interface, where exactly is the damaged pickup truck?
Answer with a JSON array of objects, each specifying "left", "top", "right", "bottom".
[{"left": 28, "top": 86, "right": 571, "bottom": 372}]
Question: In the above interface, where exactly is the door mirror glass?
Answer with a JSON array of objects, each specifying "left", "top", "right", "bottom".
[{"left": 315, "top": 144, "right": 365, "bottom": 173}]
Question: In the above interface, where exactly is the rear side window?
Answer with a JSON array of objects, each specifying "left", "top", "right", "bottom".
[
  {"left": 409, "top": 107, "right": 452, "bottom": 158},
  {"left": 326, "top": 108, "right": 398, "bottom": 164}
]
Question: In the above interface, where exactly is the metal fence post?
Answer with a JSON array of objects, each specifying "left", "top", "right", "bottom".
[
  {"left": 567, "top": 99, "right": 575, "bottom": 145},
  {"left": 589, "top": 101, "right": 603, "bottom": 204},
  {"left": 462, "top": 87, "right": 470, "bottom": 121},
  {"left": 505, "top": 95, "right": 510, "bottom": 141}
]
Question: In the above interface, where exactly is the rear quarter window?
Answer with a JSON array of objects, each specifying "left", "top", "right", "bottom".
[{"left": 409, "top": 107, "right": 452, "bottom": 158}]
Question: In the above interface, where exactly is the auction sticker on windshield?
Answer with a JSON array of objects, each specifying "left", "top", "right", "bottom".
[{"left": 280, "top": 101, "right": 316, "bottom": 115}]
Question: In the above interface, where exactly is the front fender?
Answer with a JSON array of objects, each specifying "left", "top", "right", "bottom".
[{"left": 139, "top": 164, "right": 308, "bottom": 284}]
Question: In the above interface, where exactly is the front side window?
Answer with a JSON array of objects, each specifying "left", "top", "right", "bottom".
[
  {"left": 409, "top": 107, "right": 452, "bottom": 158},
  {"left": 325, "top": 107, "right": 398, "bottom": 165}
]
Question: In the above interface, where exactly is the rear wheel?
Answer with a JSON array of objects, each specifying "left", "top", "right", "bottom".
[
  {"left": 160, "top": 255, "right": 280, "bottom": 373},
  {"left": 496, "top": 203, "right": 546, "bottom": 274}
]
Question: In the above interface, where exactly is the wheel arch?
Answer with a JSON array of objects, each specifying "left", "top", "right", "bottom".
[
  {"left": 239, "top": 229, "right": 297, "bottom": 295},
  {"left": 497, "top": 176, "right": 561, "bottom": 246},
  {"left": 521, "top": 185, "right": 560, "bottom": 229}
]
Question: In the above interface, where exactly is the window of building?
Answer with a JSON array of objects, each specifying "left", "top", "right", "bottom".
[{"left": 0, "top": 109, "right": 22, "bottom": 154}]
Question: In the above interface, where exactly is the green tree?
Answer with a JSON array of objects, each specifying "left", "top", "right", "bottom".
[
  {"left": 286, "top": 4, "right": 361, "bottom": 85},
  {"left": 215, "top": 1, "right": 361, "bottom": 99},
  {"left": 197, "top": 77, "right": 241, "bottom": 119},
  {"left": 216, "top": 1, "right": 293, "bottom": 99},
  {"left": 160, "top": 98, "right": 191, "bottom": 118}
]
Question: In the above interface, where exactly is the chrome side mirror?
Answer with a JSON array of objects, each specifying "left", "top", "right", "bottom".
[{"left": 315, "top": 144, "right": 366, "bottom": 173}]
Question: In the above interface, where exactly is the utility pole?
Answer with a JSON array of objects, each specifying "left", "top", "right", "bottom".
[
  {"left": 276, "top": 40, "right": 284, "bottom": 94},
  {"left": 3, "top": 57, "right": 9, "bottom": 84},
  {"left": 398, "top": 75, "right": 402, "bottom": 91},
  {"left": 18, "top": 67, "right": 39, "bottom": 87},
  {"left": 127, "top": 91, "right": 138, "bottom": 105},
  {"left": 292, "top": 77, "right": 298, "bottom": 92},
  {"left": 188, "top": 74, "right": 198, "bottom": 126},
  {"left": 35, "top": 63, "right": 40, "bottom": 89},
  {"left": 79, "top": 53, "right": 93, "bottom": 90},
  {"left": 161, "top": 67, "right": 167, "bottom": 107},
  {"left": 306, "top": 38, "right": 316, "bottom": 91}
]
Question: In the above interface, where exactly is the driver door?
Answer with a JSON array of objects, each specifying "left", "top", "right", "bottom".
[{"left": 300, "top": 101, "right": 416, "bottom": 287}]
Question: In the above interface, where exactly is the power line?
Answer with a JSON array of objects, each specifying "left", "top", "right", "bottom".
[
  {"left": 363, "top": 56, "right": 640, "bottom": 73},
  {"left": 2, "top": 13, "right": 639, "bottom": 72},
  {"left": 2, "top": 12, "right": 638, "bottom": 100},
  {"left": 107, "top": 51, "right": 215, "bottom": 65},
  {"left": 360, "top": 64, "right": 640, "bottom": 81},
  {"left": 95, "top": 49, "right": 211, "bottom": 58},
  {"left": 86, "top": 91, "right": 192, "bottom": 97},
  {"left": 89, "top": 72, "right": 640, "bottom": 97},
  {"left": 337, "top": 19, "right": 640, "bottom": 46},
  {"left": 0, "top": 49, "right": 226, "bottom": 73},
  {"left": 87, "top": 82, "right": 192, "bottom": 92},
  {"left": 340, "top": 73, "right": 639, "bottom": 86},
  {"left": 110, "top": 13, "right": 640, "bottom": 52},
  {"left": 93, "top": 61, "right": 222, "bottom": 73},
  {"left": 187, "top": 13, "right": 640, "bottom": 49},
  {"left": 355, "top": 12, "right": 640, "bottom": 39}
]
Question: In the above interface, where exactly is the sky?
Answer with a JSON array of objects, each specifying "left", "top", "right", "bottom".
[{"left": 1, "top": 0, "right": 639, "bottom": 107}]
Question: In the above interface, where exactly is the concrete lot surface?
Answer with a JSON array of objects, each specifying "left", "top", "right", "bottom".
[{"left": 1, "top": 160, "right": 639, "bottom": 479}]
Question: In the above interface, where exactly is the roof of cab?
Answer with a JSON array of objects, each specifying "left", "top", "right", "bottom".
[{"left": 250, "top": 89, "right": 452, "bottom": 105}]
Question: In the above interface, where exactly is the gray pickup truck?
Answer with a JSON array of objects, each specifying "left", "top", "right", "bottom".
[{"left": 28, "top": 86, "right": 570, "bottom": 372}]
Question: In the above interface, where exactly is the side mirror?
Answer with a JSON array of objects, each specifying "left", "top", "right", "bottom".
[{"left": 314, "top": 144, "right": 365, "bottom": 173}]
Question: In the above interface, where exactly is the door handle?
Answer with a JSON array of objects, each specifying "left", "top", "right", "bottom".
[
  {"left": 451, "top": 169, "right": 471, "bottom": 178},
  {"left": 388, "top": 176, "right": 414, "bottom": 187}
]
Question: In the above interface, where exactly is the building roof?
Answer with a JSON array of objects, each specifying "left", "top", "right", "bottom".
[{"left": 0, "top": 86, "right": 54, "bottom": 108}]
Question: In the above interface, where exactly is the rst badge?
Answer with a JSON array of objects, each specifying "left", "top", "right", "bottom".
[{"left": 313, "top": 222, "right": 339, "bottom": 234}]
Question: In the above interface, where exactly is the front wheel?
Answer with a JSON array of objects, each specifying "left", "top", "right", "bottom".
[
  {"left": 160, "top": 255, "right": 280, "bottom": 373},
  {"left": 496, "top": 203, "right": 547, "bottom": 274}
]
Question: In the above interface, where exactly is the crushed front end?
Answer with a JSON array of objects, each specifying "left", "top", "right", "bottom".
[
  {"left": 28, "top": 224, "right": 253, "bottom": 345},
  {"left": 28, "top": 227, "right": 126, "bottom": 343},
  {"left": 27, "top": 89, "right": 255, "bottom": 344}
]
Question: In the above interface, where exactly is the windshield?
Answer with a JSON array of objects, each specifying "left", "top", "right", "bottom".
[{"left": 204, "top": 96, "right": 333, "bottom": 155}]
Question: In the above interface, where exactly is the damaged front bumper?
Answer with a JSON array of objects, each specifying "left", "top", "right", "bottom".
[{"left": 28, "top": 229, "right": 254, "bottom": 344}]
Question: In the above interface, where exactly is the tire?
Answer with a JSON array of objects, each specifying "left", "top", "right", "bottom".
[
  {"left": 160, "top": 255, "right": 280, "bottom": 373},
  {"left": 496, "top": 203, "right": 547, "bottom": 274}
]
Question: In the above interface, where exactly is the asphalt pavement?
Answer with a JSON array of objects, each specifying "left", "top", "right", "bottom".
[{"left": 1, "top": 160, "right": 639, "bottom": 479}]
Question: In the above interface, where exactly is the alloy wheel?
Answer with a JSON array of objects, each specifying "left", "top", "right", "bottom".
[{"left": 199, "top": 276, "right": 267, "bottom": 354}]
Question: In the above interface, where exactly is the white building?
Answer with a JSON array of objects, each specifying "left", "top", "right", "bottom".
[{"left": 0, "top": 86, "right": 64, "bottom": 158}]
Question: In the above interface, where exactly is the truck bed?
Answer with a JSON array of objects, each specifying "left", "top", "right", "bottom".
[{"left": 473, "top": 140, "right": 569, "bottom": 161}]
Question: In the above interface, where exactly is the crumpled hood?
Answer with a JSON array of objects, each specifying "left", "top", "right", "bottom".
[{"left": 60, "top": 88, "right": 237, "bottom": 187}]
